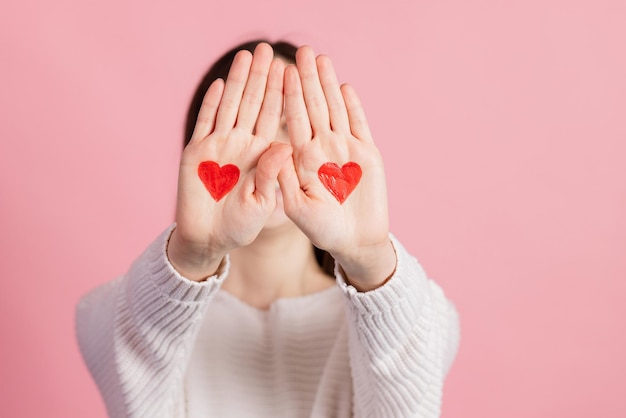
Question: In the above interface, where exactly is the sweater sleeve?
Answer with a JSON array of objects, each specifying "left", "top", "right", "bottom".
[
  {"left": 75, "top": 225, "right": 229, "bottom": 418},
  {"left": 336, "top": 234, "right": 460, "bottom": 418}
]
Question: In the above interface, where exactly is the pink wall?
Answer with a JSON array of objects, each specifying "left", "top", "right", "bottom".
[{"left": 1, "top": 0, "right": 624, "bottom": 416}]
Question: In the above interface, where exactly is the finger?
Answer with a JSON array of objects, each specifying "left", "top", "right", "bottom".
[
  {"left": 316, "top": 55, "right": 350, "bottom": 133},
  {"left": 284, "top": 65, "right": 312, "bottom": 149},
  {"left": 236, "top": 43, "right": 274, "bottom": 131},
  {"left": 255, "top": 58, "right": 285, "bottom": 141},
  {"left": 189, "top": 78, "right": 225, "bottom": 143},
  {"left": 214, "top": 50, "right": 253, "bottom": 131},
  {"left": 255, "top": 142, "right": 293, "bottom": 203},
  {"left": 340, "top": 83, "right": 373, "bottom": 143},
  {"left": 295, "top": 46, "right": 330, "bottom": 135}
]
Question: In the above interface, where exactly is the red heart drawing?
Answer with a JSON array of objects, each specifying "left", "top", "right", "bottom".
[
  {"left": 197, "top": 161, "right": 240, "bottom": 202},
  {"left": 318, "top": 162, "right": 362, "bottom": 204}
]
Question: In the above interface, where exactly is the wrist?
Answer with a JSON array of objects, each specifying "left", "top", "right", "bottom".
[
  {"left": 167, "top": 228, "right": 227, "bottom": 282},
  {"left": 332, "top": 238, "right": 397, "bottom": 291}
]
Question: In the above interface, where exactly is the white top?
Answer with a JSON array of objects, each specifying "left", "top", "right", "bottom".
[{"left": 76, "top": 226, "right": 460, "bottom": 417}]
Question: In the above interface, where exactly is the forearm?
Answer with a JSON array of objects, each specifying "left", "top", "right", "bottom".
[
  {"left": 337, "top": 234, "right": 459, "bottom": 418},
  {"left": 76, "top": 225, "right": 229, "bottom": 417}
]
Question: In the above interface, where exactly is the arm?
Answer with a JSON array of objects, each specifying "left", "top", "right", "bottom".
[
  {"left": 280, "top": 46, "right": 460, "bottom": 417},
  {"left": 76, "top": 44, "right": 292, "bottom": 417},
  {"left": 336, "top": 235, "right": 460, "bottom": 418},
  {"left": 75, "top": 226, "right": 228, "bottom": 417}
]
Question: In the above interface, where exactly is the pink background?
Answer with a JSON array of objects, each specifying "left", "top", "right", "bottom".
[{"left": 1, "top": 0, "right": 624, "bottom": 416}]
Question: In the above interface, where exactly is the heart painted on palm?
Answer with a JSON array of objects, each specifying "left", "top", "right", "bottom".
[
  {"left": 318, "top": 162, "right": 362, "bottom": 204},
  {"left": 197, "top": 161, "right": 240, "bottom": 202}
]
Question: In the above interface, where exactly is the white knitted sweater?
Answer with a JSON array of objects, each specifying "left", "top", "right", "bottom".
[{"left": 76, "top": 226, "right": 459, "bottom": 417}]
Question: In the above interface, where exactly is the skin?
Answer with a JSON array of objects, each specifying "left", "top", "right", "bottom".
[{"left": 167, "top": 43, "right": 396, "bottom": 307}]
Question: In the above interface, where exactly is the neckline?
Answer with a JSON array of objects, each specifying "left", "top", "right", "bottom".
[{"left": 216, "top": 284, "right": 340, "bottom": 313}]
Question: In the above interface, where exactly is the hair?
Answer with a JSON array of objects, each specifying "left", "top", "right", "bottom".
[{"left": 184, "top": 39, "right": 335, "bottom": 277}]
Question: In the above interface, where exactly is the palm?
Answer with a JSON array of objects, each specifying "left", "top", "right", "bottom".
[
  {"left": 177, "top": 129, "right": 271, "bottom": 249},
  {"left": 286, "top": 134, "right": 388, "bottom": 252}
]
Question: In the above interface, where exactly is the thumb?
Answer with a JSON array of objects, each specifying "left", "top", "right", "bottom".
[
  {"left": 255, "top": 142, "right": 293, "bottom": 203},
  {"left": 277, "top": 150, "right": 302, "bottom": 213}
]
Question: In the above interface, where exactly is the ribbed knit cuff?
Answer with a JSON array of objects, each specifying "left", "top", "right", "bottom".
[{"left": 138, "top": 224, "right": 230, "bottom": 303}]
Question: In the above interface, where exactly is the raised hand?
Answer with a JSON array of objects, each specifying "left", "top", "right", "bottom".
[
  {"left": 168, "top": 43, "right": 292, "bottom": 281},
  {"left": 279, "top": 47, "right": 396, "bottom": 290}
]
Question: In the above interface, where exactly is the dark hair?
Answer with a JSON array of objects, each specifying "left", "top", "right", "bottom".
[{"left": 184, "top": 39, "right": 335, "bottom": 277}]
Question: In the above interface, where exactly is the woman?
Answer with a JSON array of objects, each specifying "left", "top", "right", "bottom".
[{"left": 76, "top": 39, "right": 460, "bottom": 418}]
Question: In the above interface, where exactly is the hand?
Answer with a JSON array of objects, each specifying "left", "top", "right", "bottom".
[
  {"left": 279, "top": 47, "right": 396, "bottom": 290},
  {"left": 168, "top": 43, "right": 292, "bottom": 281}
]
